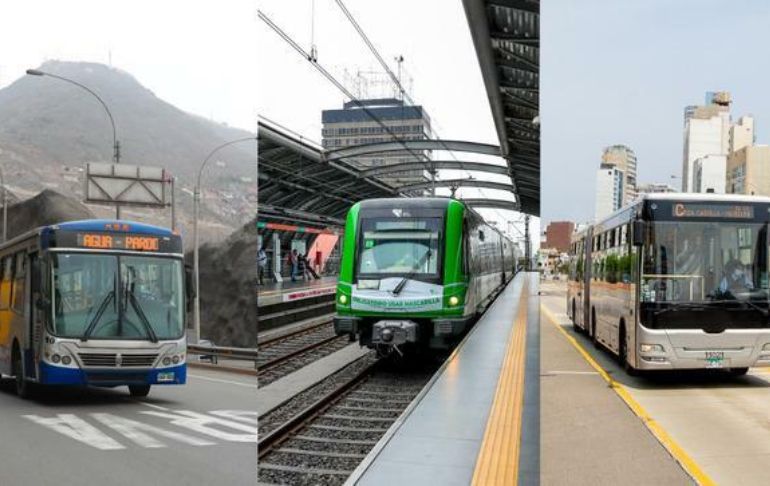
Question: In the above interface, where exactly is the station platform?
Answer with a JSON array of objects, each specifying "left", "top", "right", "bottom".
[
  {"left": 257, "top": 276, "right": 337, "bottom": 307},
  {"left": 347, "top": 272, "right": 540, "bottom": 486}
]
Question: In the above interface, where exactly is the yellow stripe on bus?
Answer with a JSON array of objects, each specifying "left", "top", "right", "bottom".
[
  {"left": 472, "top": 279, "right": 529, "bottom": 486},
  {"left": 540, "top": 304, "right": 716, "bottom": 486}
]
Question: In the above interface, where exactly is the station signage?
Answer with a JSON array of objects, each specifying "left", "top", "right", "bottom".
[{"left": 672, "top": 203, "right": 754, "bottom": 219}]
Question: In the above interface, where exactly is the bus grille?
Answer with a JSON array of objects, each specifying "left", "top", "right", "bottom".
[{"left": 78, "top": 353, "right": 158, "bottom": 368}]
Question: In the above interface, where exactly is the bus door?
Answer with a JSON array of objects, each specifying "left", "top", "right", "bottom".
[
  {"left": 583, "top": 227, "right": 593, "bottom": 328},
  {"left": 29, "top": 252, "right": 45, "bottom": 380}
]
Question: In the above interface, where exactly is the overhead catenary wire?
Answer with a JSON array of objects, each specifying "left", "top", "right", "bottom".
[
  {"left": 332, "top": 0, "right": 516, "bottom": 221},
  {"left": 258, "top": 9, "right": 433, "bottom": 176}
]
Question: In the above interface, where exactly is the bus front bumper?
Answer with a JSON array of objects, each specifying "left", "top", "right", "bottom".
[
  {"left": 39, "top": 362, "right": 187, "bottom": 386},
  {"left": 635, "top": 327, "right": 770, "bottom": 370}
]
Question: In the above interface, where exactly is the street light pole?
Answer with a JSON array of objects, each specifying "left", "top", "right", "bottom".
[
  {"left": 193, "top": 137, "right": 256, "bottom": 343},
  {"left": 26, "top": 68, "right": 121, "bottom": 218}
]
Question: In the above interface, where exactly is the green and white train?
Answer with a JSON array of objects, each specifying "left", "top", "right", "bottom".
[{"left": 333, "top": 198, "right": 518, "bottom": 354}]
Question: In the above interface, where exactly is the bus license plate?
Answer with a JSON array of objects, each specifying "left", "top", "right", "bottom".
[
  {"left": 157, "top": 372, "right": 175, "bottom": 382},
  {"left": 705, "top": 351, "right": 724, "bottom": 368}
]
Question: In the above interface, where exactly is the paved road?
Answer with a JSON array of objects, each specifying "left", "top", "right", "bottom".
[
  {"left": 542, "top": 280, "right": 770, "bottom": 486},
  {"left": 0, "top": 366, "right": 255, "bottom": 485}
]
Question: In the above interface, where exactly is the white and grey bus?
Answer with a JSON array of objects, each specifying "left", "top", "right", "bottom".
[{"left": 567, "top": 193, "right": 770, "bottom": 374}]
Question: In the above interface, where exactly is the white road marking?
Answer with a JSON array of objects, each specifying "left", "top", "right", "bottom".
[
  {"left": 141, "top": 410, "right": 257, "bottom": 442},
  {"left": 210, "top": 410, "right": 258, "bottom": 425},
  {"left": 92, "top": 413, "right": 215, "bottom": 448},
  {"left": 23, "top": 409, "right": 257, "bottom": 449},
  {"left": 23, "top": 414, "right": 125, "bottom": 451},
  {"left": 187, "top": 373, "right": 257, "bottom": 388}
]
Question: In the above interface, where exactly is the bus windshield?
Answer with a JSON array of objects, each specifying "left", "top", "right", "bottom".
[
  {"left": 356, "top": 218, "right": 441, "bottom": 278},
  {"left": 51, "top": 253, "right": 184, "bottom": 340},
  {"left": 641, "top": 221, "right": 769, "bottom": 303}
]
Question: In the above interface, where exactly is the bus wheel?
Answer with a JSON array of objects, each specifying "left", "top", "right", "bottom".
[
  {"left": 571, "top": 300, "right": 579, "bottom": 333},
  {"left": 619, "top": 324, "right": 637, "bottom": 376},
  {"left": 129, "top": 385, "right": 151, "bottom": 397},
  {"left": 12, "top": 348, "right": 32, "bottom": 399}
]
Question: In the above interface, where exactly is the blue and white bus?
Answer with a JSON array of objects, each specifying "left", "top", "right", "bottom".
[{"left": 0, "top": 220, "right": 191, "bottom": 398}]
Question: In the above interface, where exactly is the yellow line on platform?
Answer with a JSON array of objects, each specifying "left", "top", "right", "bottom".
[
  {"left": 540, "top": 304, "right": 716, "bottom": 486},
  {"left": 472, "top": 279, "right": 529, "bottom": 486}
]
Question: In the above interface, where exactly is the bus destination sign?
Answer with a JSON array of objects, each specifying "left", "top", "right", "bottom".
[
  {"left": 77, "top": 233, "right": 160, "bottom": 251},
  {"left": 672, "top": 203, "right": 754, "bottom": 219}
]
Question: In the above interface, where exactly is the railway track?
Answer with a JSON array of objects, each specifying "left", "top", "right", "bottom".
[
  {"left": 257, "top": 358, "right": 438, "bottom": 486},
  {"left": 258, "top": 321, "right": 352, "bottom": 386}
]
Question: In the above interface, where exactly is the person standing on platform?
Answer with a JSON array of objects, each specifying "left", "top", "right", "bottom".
[
  {"left": 289, "top": 249, "right": 299, "bottom": 282},
  {"left": 298, "top": 252, "right": 308, "bottom": 281},
  {"left": 301, "top": 253, "right": 314, "bottom": 280},
  {"left": 257, "top": 246, "right": 267, "bottom": 285}
]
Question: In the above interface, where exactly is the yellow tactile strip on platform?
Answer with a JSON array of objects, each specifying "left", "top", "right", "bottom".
[{"left": 472, "top": 279, "right": 529, "bottom": 486}]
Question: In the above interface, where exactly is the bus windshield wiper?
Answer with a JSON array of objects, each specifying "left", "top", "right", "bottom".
[
  {"left": 127, "top": 292, "right": 159, "bottom": 343},
  {"left": 124, "top": 266, "right": 158, "bottom": 342},
  {"left": 653, "top": 302, "right": 707, "bottom": 316},
  {"left": 392, "top": 249, "right": 432, "bottom": 296},
  {"left": 81, "top": 291, "right": 115, "bottom": 342}
]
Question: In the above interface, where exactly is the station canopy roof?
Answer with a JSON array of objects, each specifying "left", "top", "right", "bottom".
[
  {"left": 257, "top": 119, "right": 398, "bottom": 228},
  {"left": 463, "top": 0, "right": 540, "bottom": 216}
]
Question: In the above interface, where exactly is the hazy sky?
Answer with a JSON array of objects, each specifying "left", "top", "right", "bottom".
[
  {"left": 259, "top": 0, "right": 539, "bottom": 246},
  {"left": 0, "top": 1, "right": 257, "bottom": 132},
  {"left": 542, "top": 0, "right": 770, "bottom": 226}
]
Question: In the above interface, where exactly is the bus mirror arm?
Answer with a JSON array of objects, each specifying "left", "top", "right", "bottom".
[
  {"left": 184, "top": 264, "right": 196, "bottom": 311},
  {"left": 632, "top": 221, "right": 646, "bottom": 247},
  {"left": 35, "top": 296, "right": 50, "bottom": 310}
]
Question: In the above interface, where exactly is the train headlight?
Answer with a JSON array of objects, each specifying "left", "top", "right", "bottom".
[
  {"left": 339, "top": 294, "right": 348, "bottom": 305},
  {"left": 448, "top": 296, "right": 460, "bottom": 307}
]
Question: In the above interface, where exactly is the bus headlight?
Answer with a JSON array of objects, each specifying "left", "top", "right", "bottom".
[
  {"left": 61, "top": 356, "right": 72, "bottom": 365},
  {"left": 339, "top": 294, "right": 348, "bottom": 305},
  {"left": 162, "top": 357, "right": 172, "bottom": 366},
  {"left": 448, "top": 296, "right": 460, "bottom": 307},
  {"left": 763, "top": 343, "right": 770, "bottom": 351},
  {"left": 639, "top": 343, "right": 664, "bottom": 353},
  {"left": 51, "top": 354, "right": 61, "bottom": 364},
  {"left": 172, "top": 355, "right": 180, "bottom": 364}
]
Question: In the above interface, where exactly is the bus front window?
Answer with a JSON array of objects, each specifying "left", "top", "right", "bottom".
[
  {"left": 51, "top": 253, "right": 184, "bottom": 340},
  {"left": 641, "top": 222, "right": 769, "bottom": 303}
]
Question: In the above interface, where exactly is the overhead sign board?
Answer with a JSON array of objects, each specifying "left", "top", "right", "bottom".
[{"left": 85, "top": 163, "right": 170, "bottom": 208}]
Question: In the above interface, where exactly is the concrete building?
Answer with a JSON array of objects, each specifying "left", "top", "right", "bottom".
[
  {"left": 726, "top": 145, "right": 770, "bottom": 196},
  {"left": 729, "top": 116, "right": 754, "bottom": 153},
  {"left": 682, "top": 92, "right": 731, "bottom": 192},
  {"left": 601, "top": 145, "right": 637, "bottom": 204},
  {"left": 321, "top": 98, "right": 431, "bottom": 186},
  {"left": 636, "top": 182, "right": 677, "bottom": 195},
  {"left": 693, "top": 154, "right": 727, "bottom": 193},
  {"left": 595, "top": 164, "right": 624, "bottom": 221},
  {"left": 544, "top": 221, "right": 575, "bottom": 253}
]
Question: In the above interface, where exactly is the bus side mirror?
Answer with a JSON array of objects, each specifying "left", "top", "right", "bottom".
[
  {"left": 185, "top": 264, "right": 196, "bottom": 312},
  {"left": 632, "top": 221, "right": 645, "bottom": 247}
]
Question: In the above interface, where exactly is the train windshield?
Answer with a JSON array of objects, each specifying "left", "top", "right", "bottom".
[
  {"left": 357, "top": 218, "right": 441, "bottom": 278},
  {"left": 50, "top": 253, "right": 185, "bottom": 340},
  {"left": 641, "top": 221, "right": 769, "bottom": 303}
]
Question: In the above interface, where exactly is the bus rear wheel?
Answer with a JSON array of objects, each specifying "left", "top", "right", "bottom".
[
  {"left": 12, "top": 348, "right": 32, "bottom": 399},
  {"left": 129, "top": 385, "right": 151, "bottom": 397}
]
